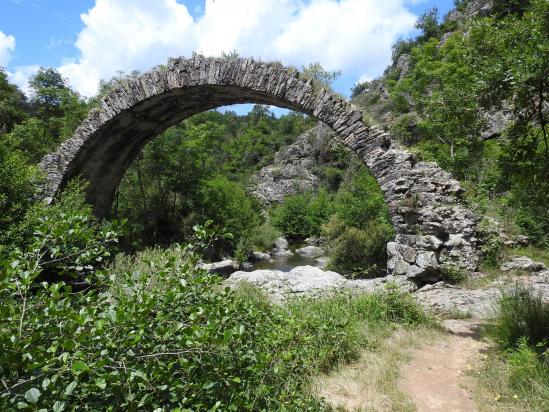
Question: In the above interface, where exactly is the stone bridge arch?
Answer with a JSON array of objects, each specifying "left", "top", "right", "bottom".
[{"left": 40, "top": 54, "right": 479, "bottom": 280}]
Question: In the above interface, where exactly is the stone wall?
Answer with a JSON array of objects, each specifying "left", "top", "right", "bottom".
[{"left": 39, "top": 54, "right": 480, "bottom": 280}]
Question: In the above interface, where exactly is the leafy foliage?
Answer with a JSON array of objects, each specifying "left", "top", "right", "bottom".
[
  {"left": 1, "top": 200, "right": 431, "bottom": 410},
  {"left": 114, "top": 108, "right": 315, "bottom": 252},
  {"left": 271, "top": 190, "right": 333, "bottom": 239},
  {"left": 369, "top": 0, "right": 549, "bottom": 246}
]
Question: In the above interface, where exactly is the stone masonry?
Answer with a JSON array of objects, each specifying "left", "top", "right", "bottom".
[{"left": 39, "top": 54, "right": 480, "bottom": 281}]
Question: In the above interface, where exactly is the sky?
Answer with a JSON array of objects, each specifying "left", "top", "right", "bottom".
[{"left": 0, "top": 0, "right": 454, "bottom": 114}]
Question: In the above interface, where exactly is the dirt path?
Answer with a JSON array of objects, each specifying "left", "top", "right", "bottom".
[{"left": 398, "top": 320, "right": 490, "bottom": 412}]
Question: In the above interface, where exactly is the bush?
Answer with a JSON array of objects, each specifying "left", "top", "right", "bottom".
[
  {"left": 249, "top": 221, "right": 281, "bottom": 252},
  {"left": 271, "top": 190, "right": 332, "bottom": 239},
  {"left": 333, "top": 168, "right": 391, "bottom": 228},
  {"left": 201, "top": 175, "right": 260, "bottom": 255},
  {"left": 0, "top": 138, "right": 38, "bottom": 252},
  {"left": 440, "top": 264, "right": 468, "bottom": 284},
  {"left": 2, "top": 181, "right": 121, "bottom": 282},
  {"left": 326, "top": 223, "right": 393, "bottom": 278}
]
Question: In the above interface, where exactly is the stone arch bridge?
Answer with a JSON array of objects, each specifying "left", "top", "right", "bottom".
[{"left": 40, "top": 55, "right": 479, "bottom": 281}]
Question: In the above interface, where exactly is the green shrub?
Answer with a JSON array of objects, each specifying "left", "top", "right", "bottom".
[
  {"left": 2, "top": 181, "right": 121, "bottom": 282},
  {"left": 489, "top": 285, "right": 549, "bottom": 353},
  {"left": 333, "top": 169, "right": 391, "bottom": 228},
  {"left": 249, "top": 221, "right": 282, "bottom": 252},
  {"left": 326, "top": 223, "right": 393, "bottom": 278},
  {"left": 0, "top": 138, "right": 39, "bottom": 252},
  {"left": 481, "top": 235, "right": 504, "bottom": 268},
  {"left": 321, "top": 215, "right": 347, "bottom": 242},
  {"left": 271, "top": 190, "right": 332, "bottom": 239},
  {"left": 201, "top": 175, "right": 260, "bottom": 254}
]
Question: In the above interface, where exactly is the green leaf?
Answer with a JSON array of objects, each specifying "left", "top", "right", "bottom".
[
  {"left": 71, "top": 360, "right": 90, "bottom": 374},
  {"left": 130, "top": 370, "right": 147, "bottom": 381},
  {"left": 202, "top": 381, "right": 216, "bottom": 390},
  {"left": 41, "top": 378, "right": 50, "bottom": 390},
  {"left": 24, "top": 388, "right": 41, "bottom": 404},
  {"left": 64, "top": 380, "right": 78, "bottom": 396},
  {"left": 95, "top": 378, "right": 107, "bottom": 390},
  {"left": 107, "top": 309, "right": 117, "bottom": 323},
  {"left": 52, "top": 401, "right": 66, "bottom": 412}
]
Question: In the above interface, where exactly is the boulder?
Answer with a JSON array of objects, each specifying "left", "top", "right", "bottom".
[
  {"left": 305, "top": 236, "right": 325, "bottom": 246},
  {"left": 250, "top": 251, "right": 271, "bottom": 262},
  {"left": 198, "top": 260, "right": 239, "bottom": 277},
  {"left": 273, "top": 237, "right": 288, "bottom": 251},
  {"left": 225, "top": 265, "right": 417, "bottom": 300},
  {"left": 296, "top": 245, "right": 325, "bottom": 258},
  {"left": 271, "top": 237, "right": 293, "bottom": 257},
  {"left": 225, "top": 266, "right": 347, "bottom": 300},
  {"left": 500, "top": 256, "right": 546, "bottom": 273}
]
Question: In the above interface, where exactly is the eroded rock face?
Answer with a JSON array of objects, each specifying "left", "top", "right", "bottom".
[
  {"left": 250, "top": 125, "right": 327, "bottom": 204},
  {"left": 39, "top": 54, "right": 481, "bottom": 280}
]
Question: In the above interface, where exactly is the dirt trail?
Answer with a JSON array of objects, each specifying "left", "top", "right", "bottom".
[{"left": 398, "top": 320, "right": 489, "bottom": 412}]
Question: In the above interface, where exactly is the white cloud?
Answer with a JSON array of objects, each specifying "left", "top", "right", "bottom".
[
  {"left": 0, "top": 31, "right": 16, "bottom": 67},
  {"left": 58, "top": 0, "right": 417, "bottom": 97},
  {"left": 7, "top": 65, "right": 40, "bottom": 95},
  {"left": 356, "top": 74, "right": 372, "bottom": 84}
]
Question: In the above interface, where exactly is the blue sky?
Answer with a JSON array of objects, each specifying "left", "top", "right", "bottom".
[{"left": 0, "top": 0, "right": 454, "bottom": 113}]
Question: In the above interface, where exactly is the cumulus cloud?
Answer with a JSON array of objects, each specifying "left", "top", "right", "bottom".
[
  {"left": 58, "top": 0, "right": 417, "bottom": 97},
  {"left": 8, "top": 65, "right": 40, "bottom": 95},
  {"left": 0, "top": 30, "right": 16, "bottom": 67}
]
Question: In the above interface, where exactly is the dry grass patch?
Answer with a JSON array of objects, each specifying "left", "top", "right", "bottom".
[{"left": 311, "top": 325, "right": 443, "bottom": 412}]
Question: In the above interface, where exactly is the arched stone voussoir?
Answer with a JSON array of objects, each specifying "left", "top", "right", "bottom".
[{"left": 40, "top": 54, "right": 481, "bottom": 280}]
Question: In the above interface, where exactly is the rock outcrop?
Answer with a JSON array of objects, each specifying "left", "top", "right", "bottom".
[
  {"left": 415, "top": 269, "right": 549, "bottom": 318},
  {"left": 225, "top": 265, "right": 416, "bottom": 301},
  {"left": 250, "top": 125, "right": 327, "bottom": 204},
  {"left": 500, "top": 256, "right": 546, "bottom": 273}
]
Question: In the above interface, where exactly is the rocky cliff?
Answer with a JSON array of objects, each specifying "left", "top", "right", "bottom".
[{"left": 250, "top": 124, "right": 332, "bottom": 204}]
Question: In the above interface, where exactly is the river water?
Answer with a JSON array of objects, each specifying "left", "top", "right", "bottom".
[{"left": 250, "top": 241, "right": 326, "bottom": 272}]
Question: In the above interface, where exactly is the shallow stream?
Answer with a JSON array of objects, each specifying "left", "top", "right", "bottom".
[{"left": 249, "top": 241, "right": 326, "bottom": 272}]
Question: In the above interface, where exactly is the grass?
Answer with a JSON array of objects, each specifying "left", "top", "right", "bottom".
[
  {"left": 311, "top": 326, "right": 442, "bottom": 411},
  {"left": 461, "top": 244, "right": 549, "bottom": 290},
  {"left": 233, "top": 282, "right": 436, "bottom": 409},
  {"left": 470, "top": 285, "right": 549, "bottom": 411},
  {"left": 512, "top": 245, "right": 549, "bottom": 266},
  {"left": 471, "top": 344, "right": 549, "bottom": 411},
  {"left": 486, "top": 285, "right": 549, "bottom": 351}
]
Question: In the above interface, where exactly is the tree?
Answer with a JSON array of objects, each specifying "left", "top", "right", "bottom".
[
  {"left": 29, "top": 68, "right": 66, "bottom": 120},
  {"left": 8, "top": 68, "right": 88, "bottom": 163},
  {"left": 0, "top": 136, "right": 37, "bottom": 251},
  {"left": 301, "top": 62, "right": 341, "bottom": 89},
  {"left": 0, "top": 69, "right": 27, "bottom": 135},
  {"left": 415, "top": 7, "right": 440, "bottom": 41}
]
